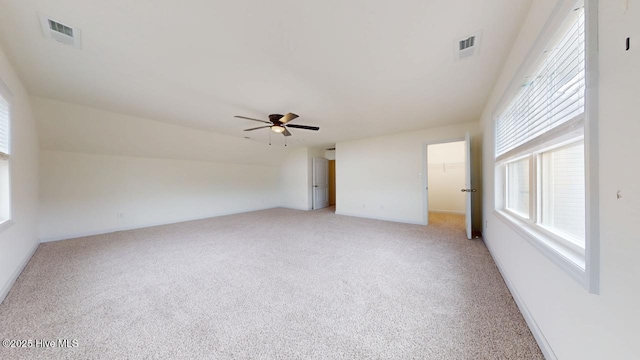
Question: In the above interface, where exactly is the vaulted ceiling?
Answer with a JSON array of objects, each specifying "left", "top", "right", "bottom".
[{"left": 0, "top": 0, "right": 531, "bottom": 147}]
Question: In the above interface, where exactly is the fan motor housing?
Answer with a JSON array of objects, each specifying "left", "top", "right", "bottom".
[{"left": 269, "top": 114, "right": 284, "bottom": 124}]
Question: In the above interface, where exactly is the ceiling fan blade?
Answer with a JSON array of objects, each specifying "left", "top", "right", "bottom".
[
  {"left": 285, "top": 124, "right": 319, "bottom": 131},
  {"left": 282, "top": 128, "right": 292, "bottom": 137},
  {"left": 235, "top": 116, "right": 271, "bottom": 124},
  {"left": 279, "top": 113, "right": 299, "bottom": 124},
  {"left": 244, "top": 126, "right": 271, "bottom": 131}
]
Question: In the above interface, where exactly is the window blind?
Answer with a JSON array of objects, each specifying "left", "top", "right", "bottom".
[
  {"left": 496, "top": 8, "right": 585, "bottom": 158},
  {"left": 0, "top": 94, "right": 9, "bottom": 157}
]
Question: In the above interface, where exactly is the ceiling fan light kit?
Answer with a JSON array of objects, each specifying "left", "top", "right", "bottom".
[
  {"left": 271, "top": 125, "right": 285, "bottom": 133},
  {"left": 234, "top": 113, "right": 319, "bottom": 145}
]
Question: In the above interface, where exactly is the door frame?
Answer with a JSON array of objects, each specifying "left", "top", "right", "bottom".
[{"left": 422, "top": 137, "right": 467, "bottom": 227}]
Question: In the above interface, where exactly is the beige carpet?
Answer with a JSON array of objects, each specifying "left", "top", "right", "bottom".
[{"left": 0, "top": 208, "right": 542, "bottom": 359}]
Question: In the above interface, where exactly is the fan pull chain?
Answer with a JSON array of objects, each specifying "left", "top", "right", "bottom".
[
  {"left": 269, "top": 132, "right": 272, "bottom": 146},
  {"left": 285, "top": 137, "right": 287, "bottom": 147}
]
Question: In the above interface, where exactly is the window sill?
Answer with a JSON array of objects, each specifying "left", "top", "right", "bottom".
[
  {"left": 494, "top": 209, "right": 590, "bottom": 290},
  {"left": 0, "top": 219, "right": 14, "bottom": 234}
]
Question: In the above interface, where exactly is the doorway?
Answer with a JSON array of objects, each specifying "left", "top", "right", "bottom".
[{"left": 424, "top": 136, "right": 474, "bottom": 238}]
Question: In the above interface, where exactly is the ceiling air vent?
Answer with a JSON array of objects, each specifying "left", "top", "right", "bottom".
[
  {"left": 49, "top": 20, "right": 73, "bottom": 37},
  {"left": 459, "top": 36, "right": 475, "bottom": 51},
  {"left": 38, "top": 13, "right": 82, "bottom": 49},
  {"left": 454, "top": 31, "right": 481, "bottom": 61}
]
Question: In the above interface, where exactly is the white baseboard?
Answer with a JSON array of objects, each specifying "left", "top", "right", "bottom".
[
  {"left": 278, "top": 205, "right": 310, "bottom": 211},
  {"left": 429, "top": 209, "right": 465, "bottom": 215},
  {"left": 335, "top": 210, "right": 426, "bottom": 225},
  {"left": 483, "top": 236, "right": 557, "bottom": 360},
  {"left": 0, "top": 241, "right": 39, "bottom": 304},
  {"left": 40, "top": 206, "right": 279, "bottom": 243}
]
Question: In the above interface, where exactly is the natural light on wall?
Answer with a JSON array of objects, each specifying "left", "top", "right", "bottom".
[{"left": 494, "top": 0, "right": 596, "bottom": 290}]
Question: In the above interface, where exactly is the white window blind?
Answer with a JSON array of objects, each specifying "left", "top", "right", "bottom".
[
  {"left": 0, "top": 94, "right": 9, "bottom": 158},
  {"left": 496, "top": 8, "right": 585, "bottom": 158}
]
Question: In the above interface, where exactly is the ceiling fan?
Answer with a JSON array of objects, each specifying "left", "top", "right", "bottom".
[{"left": 234, "top": 113, "right": 319, "bottom": 137}]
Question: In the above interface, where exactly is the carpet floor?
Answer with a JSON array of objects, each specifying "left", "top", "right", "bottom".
[{"left": 0, "top": 208, "right": 543, "bottom": 359}]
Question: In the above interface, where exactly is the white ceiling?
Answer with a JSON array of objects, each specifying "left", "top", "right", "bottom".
[{"left": 0, "top": 0, "right": 531, "bottom": 148}]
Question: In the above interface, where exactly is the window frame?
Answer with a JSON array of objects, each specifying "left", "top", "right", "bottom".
[
  {"left": 500, "top": 135, "right": 586, "bottom": 253},
  {"left": 0, "top": 77, "right": 13, "bottom": 233},
  {"left": 491, "top": 0, "right": 599, "bottom": 293}
]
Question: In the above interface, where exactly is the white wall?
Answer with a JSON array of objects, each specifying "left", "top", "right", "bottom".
[
  {"left": 278, "top": 147, "right": 326, "bottom": 210},
  {"left": 34, "top": 97, "right": 290, "bottom": 167},
  {"left": 325, "top": 149, "right": 336, "bottom": 160},
  {"left": 39, "top": 151, "right": 279, "bottom": 241},
  {"left": 480, "top": 1, "right": 640, "bottom": 358},
  {"left": 35, "top": 99, "right": 284, "bottom": 241},
  {"left": 279, "top": 147, "right": 310, "bottom": 210},
  {"left": 0, "top": 45, "right": 39, "bottom": 302},
  {"left": 427, "top": 141, "right": 465, "bottom": 214},
  {"left": 336, "top": 122, "right": 481, "bottom": 225},
  {"left": 34, "top": 97, "right": 333, "bottom": 240}
]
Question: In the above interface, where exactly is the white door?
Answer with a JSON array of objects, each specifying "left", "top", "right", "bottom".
[
  {"left": 463, "top": 133, "right": 474, "bottom": 239},
  {"left": 312, "top": 158, "right": 329, "bottom": 210}
]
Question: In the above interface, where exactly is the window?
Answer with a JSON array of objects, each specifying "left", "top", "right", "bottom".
[
  {"left": 0, "top": 80, "right": 10, "bottom": 226},
  {"left": 494, "top": 0, "right": 597, "bottom": 291},
  {"left": 540, "top": 141, "right": 585, "bottom": 245},
  {"left": 506, "top": 157, "right": 530, "bottom": 218}
]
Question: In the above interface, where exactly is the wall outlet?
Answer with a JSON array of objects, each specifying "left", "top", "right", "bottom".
[{"left": 117, "top": 213, "right": 124, "bottom": 219}]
